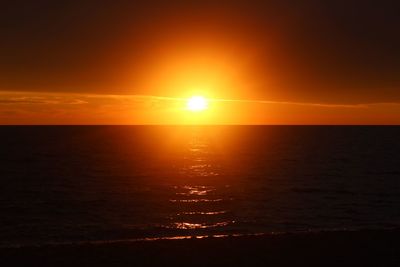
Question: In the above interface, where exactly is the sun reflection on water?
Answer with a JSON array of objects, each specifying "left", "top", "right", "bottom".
[
  {"left": 176, "top": 211, "right": 227, "bottom": 215},
  {"left": 169, "top": 198, "right": 224, "bottom": 203},
  {"left": 172, "top": 221, "right": 233, "bottom": 230},
  {"left": 167, "top": 129, "right": 235, "bottom": 233},
  {"left": 175, "top": 185, "right": 215, "bottom": 195}
]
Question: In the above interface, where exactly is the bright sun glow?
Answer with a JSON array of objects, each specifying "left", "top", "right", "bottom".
[{"left": 186, "top": 96, "right": 208, "bottom": 112}]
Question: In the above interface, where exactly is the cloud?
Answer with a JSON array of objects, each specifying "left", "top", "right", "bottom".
[
  {"left": 0, "top": 96, "right": 88, "bottom": 105},
  {"left": 212, "top": 99, "right": 369, "bottom": 109},
  {"left": 1, "top": 91, "right": 400, "bottom": 109},
  {"left": 85, "top": 94, "right": 400, "bottom": 109},
  {"left": 1, "top": 91, "right": 400, "bottom": 124}
]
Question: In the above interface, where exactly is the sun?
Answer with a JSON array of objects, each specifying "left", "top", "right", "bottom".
[{"left": 186, "top": 96, "right": 208, "bottom": 112}]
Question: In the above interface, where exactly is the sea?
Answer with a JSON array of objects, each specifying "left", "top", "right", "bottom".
[{"left": 1, "top": 126, "right": 399, "bottom": 247}]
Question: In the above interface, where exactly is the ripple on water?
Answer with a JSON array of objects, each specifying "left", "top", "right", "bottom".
[{"left": 170, "top": 221, "right": 234, "bottom": 230}]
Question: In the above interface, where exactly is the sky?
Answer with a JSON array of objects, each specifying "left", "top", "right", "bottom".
[{"left": 0, "top": 0, "right": 399, "bottom": 124}]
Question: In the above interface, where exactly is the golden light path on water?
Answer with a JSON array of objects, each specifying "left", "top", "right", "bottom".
[{"left": 168, "top": 130, "right": 235, "bottom": 231}]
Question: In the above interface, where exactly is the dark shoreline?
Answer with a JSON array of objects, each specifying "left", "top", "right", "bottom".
[{"left": 2, "top": 229, "right": 399, "bottom": 266}]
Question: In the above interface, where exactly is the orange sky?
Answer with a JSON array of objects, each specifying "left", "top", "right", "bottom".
[{"left": 0, "top": 1, "right": 399, "bottom": 124}]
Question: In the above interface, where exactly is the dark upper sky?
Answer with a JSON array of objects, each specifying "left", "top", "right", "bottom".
[{"left": 1, "top": 0, "right": 399, "bottom": 104}]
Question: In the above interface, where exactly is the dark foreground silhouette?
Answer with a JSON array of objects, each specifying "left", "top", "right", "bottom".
[{"left": 1, "top": 229, "right": 399, "bottom": 267}]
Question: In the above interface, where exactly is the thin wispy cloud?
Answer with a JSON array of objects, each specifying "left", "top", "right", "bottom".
[
  {"left": 0, "top": 95, "right": 88, "bottom": 105},
  {"left": 210, "top": 98, "right": 369, "bottom": 108},
  {"left": 1, "top": 91, "right": 399, "bottom": 125},
  {"left": 0, "top": 91, "right": 398, "bottom": 108}
]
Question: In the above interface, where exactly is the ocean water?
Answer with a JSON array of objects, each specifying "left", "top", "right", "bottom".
[{"left": 0, "top": 126, "right": 399, "bottom": 247}]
